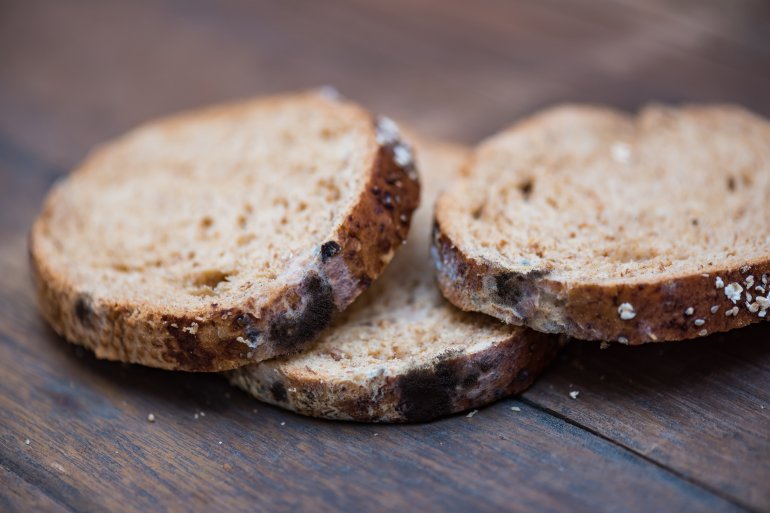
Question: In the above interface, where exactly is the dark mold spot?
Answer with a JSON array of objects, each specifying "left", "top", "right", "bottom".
[
  {"left": 270, "top": 381, "right": 288, "bottom": 402},
  {"left": 233, "top": 312, "right": 261, "bottom": 345},
  {"left": 358, "top": 274, "right": 373, "bottom": 289},
  {"left": 396, "top": 358, "right": 467, "bottom": 422},
  {"left": 268, "top": 273, "right": 336, "bottom": 351},
  {"left": 74, "top": 295, "right": 94, "bottom": 327},
  {"left": 236, "top": 314, "right": 250, "bottom": 327},
  {"left": 462, "top": 372, "right": 480, "bottom": 387},
  {"left": 320, "top": 241, "right": 341, "bottom": 262},
  {"left": 162, "top": 315, "right": 215, "bottom": 369},
  {"left": 727, "top": 176, "right": 736, "bottom": 192},
  {"left": 495, "top": 269, "right": 549, "bottom": 307}
]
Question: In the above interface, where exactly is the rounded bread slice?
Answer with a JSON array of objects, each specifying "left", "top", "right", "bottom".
[
  {"left": 229, "top": 137, "right": 562, "bottom": 422},
  {"left": 433, "top": 104, "right": 770, "bottom": 344},
  {"left": 30, "top": 90, "right": 420, "bottom": 371}
]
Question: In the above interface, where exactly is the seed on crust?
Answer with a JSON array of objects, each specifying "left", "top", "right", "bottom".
[
  {"left": 724, "top": 282, "right": 743, "bottom": 303},
  {"left": 618, "top": 303, "right": 636, "bottom": 320}
]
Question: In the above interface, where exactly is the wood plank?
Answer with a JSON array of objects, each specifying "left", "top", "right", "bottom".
[
  {"left": 523, "top": 331, "right": 770, "bottom": 511},
  {"left": 2, "top": 0, "right": 769, "bottom": 169},
  {"left": 0, "top": 148, "right": 748, "bottom": 512},
  {"left": 0, "top": 465, "right": 71, "bottom": 513},
  {"left": 0, "top": 282, "right": 746, "bottom": 512},
  {"left": 1, "top": 0, "right": 769, "bottom": 510}
]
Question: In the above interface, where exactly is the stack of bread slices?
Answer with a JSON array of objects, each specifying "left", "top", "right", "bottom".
[{"left": 30, "top": 90, "right": 770, "bottom": 422}]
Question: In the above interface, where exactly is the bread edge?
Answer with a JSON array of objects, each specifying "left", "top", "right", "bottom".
[
  {"left": 228, "top": 328, "right": 562, "bottom": 423},
  {"left": 29, "top": 97, "right": 420, "bottom": 372},
  {"left": 432, "top": 219, "right": 770, "bottom": 344}
]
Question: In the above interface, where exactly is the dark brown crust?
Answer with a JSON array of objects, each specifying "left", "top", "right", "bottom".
[
  {"left": 432, "top": 220, "right": 770, "bottom": 344},
  {"left": 228, "top": 329, "right": 562, "bottom": 423},
  {"left": 29, "top": 118, "right": 420, "bottom": 372}
]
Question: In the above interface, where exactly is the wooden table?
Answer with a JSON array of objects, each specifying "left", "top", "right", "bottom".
[{"left": 2, "top": 1, "right": 769, "bottom": 511}]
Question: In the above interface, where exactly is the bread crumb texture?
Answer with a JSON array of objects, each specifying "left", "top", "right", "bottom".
[
  {"left": 230, "top": 137, "right": 561, "bottom": 422},
  {"left": 434, "top": 104, "right": 770, "bottom": 343},
  {"left": 30, "top": 90, "right": 419, "bottom": 370}
]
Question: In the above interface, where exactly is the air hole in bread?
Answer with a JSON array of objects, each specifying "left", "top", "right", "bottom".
[
  {"left": 188, "top": 269, "right": 233, "bottom": 296},
  {"left": 727, "top": 176, "right": 736, "bottom": 192},
  {"left": 199, "top": 217, "right": 213, "bottom": 229},
  {"left": 237, "top": 234, "right": 255, "bottom": 246},
  {"left": 112, "top": 262, "right": 131, "bottom": 273},
  {"left": 518, "top": 179, "right": 534, "bottom": 200}
]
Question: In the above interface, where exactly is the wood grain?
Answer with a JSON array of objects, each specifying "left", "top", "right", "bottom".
[
  {"left": 1, "top": 0, "right": 769, "bottom": 511},
  {"left": 523, "top": 329, "right": 770, "bottom": 511},
  {"left": 0, "top": 239, "right": 745, "bottom": 512}
]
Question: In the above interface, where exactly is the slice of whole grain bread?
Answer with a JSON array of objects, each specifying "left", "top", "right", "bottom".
[
  {"left": 228, "top": 137, "right": 562, "bottom": 422},
  {"left": 433, "top": 104, "right": 770, "bottom": 344},
  {"left": 30, "top": 90, "right": 419, "bottom": 371}
]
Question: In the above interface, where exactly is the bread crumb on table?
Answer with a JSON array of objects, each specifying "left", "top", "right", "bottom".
[
  {"left": 569, "top": 390, "right": 580, "bottom": 400},
  {"left": 466, "top": 410, "right": 478, "bottom": 418},
  {"left": 24, "top": 438, "right": 30, "bottom": 445},
  {"left": 510, "top": 406, "right": 521, "bottom": 412},
  {"left": 147, "top": 413, "right": 155, "bottom": 423}
]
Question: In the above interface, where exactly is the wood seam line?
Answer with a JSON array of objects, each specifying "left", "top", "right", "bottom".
[
  {"left": 518, "top": 396, "right": 759, "bottom": 513},
  {"left": 334, "top": 0, "right": 770, "bottom": 86},
  {"left": 0, "top": 462, "right": 79, "bottom": 513}
]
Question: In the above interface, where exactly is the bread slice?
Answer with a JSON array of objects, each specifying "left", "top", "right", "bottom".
[
  {"left": 30, "top": 90, "right": 420, "bottom": 371},
  {"left": 228, "top": 137, "right": 562, "bottom": 422},
  {"left": 434, "top": 104, "right": 770, "bottom": 344}
]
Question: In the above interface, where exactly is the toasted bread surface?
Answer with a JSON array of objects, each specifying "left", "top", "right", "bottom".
[
  {"left": 229, "top": 138, "right": 561, "bottom": 422},
  {"left": 30, "top": 91, "right": 420, "bottom": 371},
  {"left": 434, "top": 104, "right": 770, "bottom": 344}
]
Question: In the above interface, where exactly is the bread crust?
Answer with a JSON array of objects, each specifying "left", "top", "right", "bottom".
[
  {"left": 432, "top": 104, "right": 770, "bottom": 344},
  {"left": 29, "top": 93, "right": 420, "bottom": 371},
  {"left": 433, "top": 223, "right": 770, "bottom": 344},
  {"left": 228, "top": 138, "right": 563, "bottom": 422},
  {"left": 229, "top": 322, "right": 561, "bottom": 423}
]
